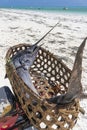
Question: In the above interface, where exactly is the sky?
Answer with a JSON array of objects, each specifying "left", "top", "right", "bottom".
[{"left": 0, "top": 0, "right": 87, "bottom": 8}]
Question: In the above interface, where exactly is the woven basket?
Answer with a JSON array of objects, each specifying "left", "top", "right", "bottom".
[{"left": 5, "top": 44, "right": 80, "bottom": 130}]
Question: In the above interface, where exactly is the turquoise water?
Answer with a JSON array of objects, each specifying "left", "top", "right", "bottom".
[
  {"left": 29, "top": 7, "right": 87, "bottom": 14},
  {"left": 0, "top": 6, "right": 87, "bottom": 14}
]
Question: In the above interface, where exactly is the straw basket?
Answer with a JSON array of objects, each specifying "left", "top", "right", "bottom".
[{"left": 5, "top": 44, "right": 80, "bottom": 130}]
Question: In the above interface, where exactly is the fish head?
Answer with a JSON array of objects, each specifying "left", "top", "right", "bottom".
[
  {"left": 26, "top": 42, "right": 43, "bottom": 60},
  {"left": 21, "top": 43, "right": 41, "bottom": 69},
  {"left": 27, "top": 44, "right": 39, "bottom": 58}
]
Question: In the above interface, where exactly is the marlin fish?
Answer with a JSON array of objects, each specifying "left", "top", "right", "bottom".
[
  {"left": 47, "top": 37, "right": 87, "bottom": 106},
  {"left": 11, "top": 43, "right": 40, "bottom": 95},
  {"left": 11, "top": 22, "right": 59, "bottom": 95}
]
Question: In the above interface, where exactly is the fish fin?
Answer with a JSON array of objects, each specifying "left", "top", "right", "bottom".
[{"left": 68, "top": 38, "right": 87, "bottom": 95}]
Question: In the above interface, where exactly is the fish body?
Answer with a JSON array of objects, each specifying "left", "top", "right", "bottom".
[
  {"left": 16, "top": 67, "right": 38, "bottom": 95},
  {"left": 47, "top": 37, "right": 87, "bottom": 106},
  {"left": 11, "top": 22, "right": 59, "bottom": 96},
  {"left": 12, "top": 43, "right": 40, "bottom": 95}
]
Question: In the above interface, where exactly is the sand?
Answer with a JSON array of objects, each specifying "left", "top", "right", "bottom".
[{"left": 0, "top": 8, "right": 87, "bottom": 129}]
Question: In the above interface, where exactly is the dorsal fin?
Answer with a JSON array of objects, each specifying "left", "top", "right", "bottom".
[{"left": 67, "top": 37, "right": 87, "bottom": 96}]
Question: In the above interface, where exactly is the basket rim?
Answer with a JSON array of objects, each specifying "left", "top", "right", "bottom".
[{"left": 6, "top": 43, "right": 72, "bottom": 72}]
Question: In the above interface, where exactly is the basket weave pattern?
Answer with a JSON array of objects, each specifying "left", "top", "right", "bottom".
[{"left": 6, "top": 44, "right": 80, "bottom": 130}]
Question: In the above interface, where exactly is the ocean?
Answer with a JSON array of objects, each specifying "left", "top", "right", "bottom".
[{"left": 0, "top": 6, "right": 87, "bottom": 14}]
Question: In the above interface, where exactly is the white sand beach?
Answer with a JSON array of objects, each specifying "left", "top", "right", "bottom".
[{"left": 0, "top": 9, "right": 87, "bottom": 129}]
